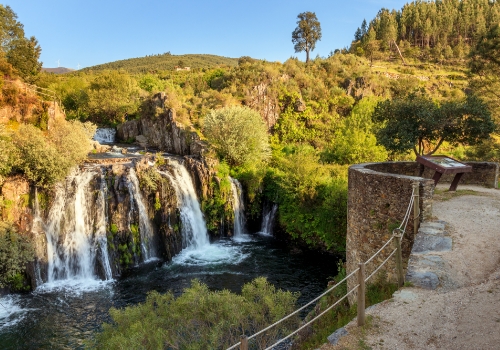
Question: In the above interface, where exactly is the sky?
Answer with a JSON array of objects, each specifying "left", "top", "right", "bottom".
[{"left": 7, "top": 0, "right": 409, "bottom": 69}]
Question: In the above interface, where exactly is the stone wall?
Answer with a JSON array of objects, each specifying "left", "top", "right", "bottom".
[
  {"left": 366, "top": 161, "right": 499, "bottom": 189},
  {"left": 346, "top": 163, "right": 435, "bottom": 304}
]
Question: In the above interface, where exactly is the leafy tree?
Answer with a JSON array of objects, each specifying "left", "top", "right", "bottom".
[
  {"left": 6, "top": 36, "right": 42, "bottom": 83},
  {"left": 91, "top": 278, "right": 299, "bottom": 349},
  {"left": 0, "top": 221, "right": 34, "bottom": 291},
  {"left": 12, "top": 120, "right": 94, "bottom": 188},
  {"left": 203, "top": 106, "right": 270, "bottom": 167},
  {"left": 86, "top": 70, "right": 141, "bottom": 124},
  {"left": 0, "top": 5, "right": 42, "bottom": 82},
  {"left": 373, "top": 93, "right": 495, "bottom": 157},
  {"left": 292, "top": 12, "right": 322, "bottom": 63}
]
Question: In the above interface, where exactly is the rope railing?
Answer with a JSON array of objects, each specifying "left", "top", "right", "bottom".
[{"left": 228, "top": 182, "right": 421, "bottom": 350}]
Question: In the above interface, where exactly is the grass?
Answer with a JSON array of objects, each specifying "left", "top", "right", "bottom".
[{"left": 433, "top": 188, "right": 478, "bottom": 201}]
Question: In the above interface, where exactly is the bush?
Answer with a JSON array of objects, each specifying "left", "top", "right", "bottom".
[
  {"left": 91, "top": 277, "right": 299, "bottom": 349},
  {"left": 0, "top": 125, "right": 19, "bottom": 185},
  {"left": 203, "top": 106, "right": 270, "bottom": 167},
  {"left": 13, "top": 120, "right": 94, "bottom": 188},
  {"left": 0, "top": 221, "right": 34, "bottom": 291}
]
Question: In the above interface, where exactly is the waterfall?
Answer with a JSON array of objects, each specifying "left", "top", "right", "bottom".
[
  {"left": 229, "top": 178, "right": 245, "bottom": 236},
  {"left": 45, "top": 169, "right": 104, "bottom": 281},
  {"left": 32, "top": 188, "right": 44, "bottom": 286},
  {"left": 158, "top": 159, "right": 209, "bottom": 250},
  {"left": 127, "top": 168, "right": 156, "bottom": 261},
  {"left": 96, "top": 173, "right": 112, "bottom": 279},
  {"left": 261, "top": 203, "right": 278, "bottom": 236},
  {"left": 93, "top": 128, "right": 116, "bottom": 144}
]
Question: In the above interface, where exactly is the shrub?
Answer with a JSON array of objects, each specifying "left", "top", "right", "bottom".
[
  {"left": 0, "top": 221, "right": 34, "bottom": 291},
  {"left": 91, "top": 277, "right": 299, "bottom": 349},
  {"left": 203, "top": 106, "right": 270, "bottom": 167}
]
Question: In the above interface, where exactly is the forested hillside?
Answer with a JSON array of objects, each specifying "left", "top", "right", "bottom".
[
  {"left": 351, "top": 0, "right": 500, "bottom": 63},
  {"left": 83, "top": 53, "right": 238, "bottom": 73}
]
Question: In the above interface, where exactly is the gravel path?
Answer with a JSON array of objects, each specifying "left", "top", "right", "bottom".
[{"left": 321, "top": 185, "right": 500, "bottom": 350}]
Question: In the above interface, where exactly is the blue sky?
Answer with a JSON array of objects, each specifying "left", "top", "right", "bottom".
[{"left": 7, "top": 0, "right": 409, "bottom": 69}]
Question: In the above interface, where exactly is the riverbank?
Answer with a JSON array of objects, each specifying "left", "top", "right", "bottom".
[{"left": 321, "top": 184, "right": 500, "bottom": 349}]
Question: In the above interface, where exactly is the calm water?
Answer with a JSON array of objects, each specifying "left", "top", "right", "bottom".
[{"left": 0, "top": 234, "right": 339, "bottom": 349}]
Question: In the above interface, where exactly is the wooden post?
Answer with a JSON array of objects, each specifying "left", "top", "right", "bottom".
[
  {"left": 394, "top": 233, "right": 404, "bottom": 288},
  {"left": 240, "top": 335, "right": 248, "bottom": 350},
  {"left": 357, "top": 262, "right": 365, "bottom": 326},
  {"left": 413, "top": 183, "right": 420, "bottom": 237}
]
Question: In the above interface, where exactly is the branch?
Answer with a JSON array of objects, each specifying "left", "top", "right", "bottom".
[{"left": 427, "top": 138, "right": 444, "bottom": 155}]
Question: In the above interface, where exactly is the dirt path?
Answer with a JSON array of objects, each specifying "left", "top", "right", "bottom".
[{"left": 321, "top": 185, "right": 500, "bottom": 350}]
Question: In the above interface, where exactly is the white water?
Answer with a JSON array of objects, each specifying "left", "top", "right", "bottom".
[
  {"left": 127, "top": 168, "right": 156, "bottom": 261},
  {"left": 229, "top": 178, "right": 245, "bottom": 237},
  {"left": 42, "top": 168, "right": 113, "bottom": 289},
  {"left": 31, "top": 188, "right": 44, "bottom": 286},
  {"left": 93, "top": 128, "right": 116, "bottom": 144},
  {"left": 158, "top": 159, "right": 209, "bottom": 250},
  {"left": 261, "top": 203, "right": 278, "bottom": 236},
  {"left": 0, "top": 295, "right": 29, "bottom": 330},
  {"left": 96, "top": 173, "right": 113, "bottom": 279}
]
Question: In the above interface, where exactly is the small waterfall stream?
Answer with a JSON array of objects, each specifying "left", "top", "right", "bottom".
[
  {"left": 230, "top": 177, "right": 245, "bottom": 236},
  {"left": 92, "top": 128, "right": 116, "bottom": 144},
  {"left": 127, "top": 168, "right": 156, "bottom": 260},
  {"left": 261, "top": 203, "right": 278, "bottom": 236},
  {"left": 96, "top": 173, "right": 113, "bottom": 279},
  {"left": 158, "top": 159, "right": 209, "bottom": 249}
]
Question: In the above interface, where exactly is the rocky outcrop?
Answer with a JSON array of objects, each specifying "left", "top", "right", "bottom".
[{"left": 116, "top": 93, "right": 208, "bottom": 156}]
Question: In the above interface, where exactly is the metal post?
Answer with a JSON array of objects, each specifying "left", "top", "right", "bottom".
[
  {"left": 413, "top": 183, "right": 420, "bottom": 237},
  {"left": 394, "top": 233, "right": 404, "bottom": 288},
  {"left": 240, "top": 335, "right": 248, "bottom": 350},
  {"left": 357, "top": 262, "right": 365, "bottom": 326}
]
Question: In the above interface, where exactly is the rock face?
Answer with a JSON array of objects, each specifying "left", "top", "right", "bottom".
[{"left": 116, "top": 93, "right": 208, "bottom": 156}]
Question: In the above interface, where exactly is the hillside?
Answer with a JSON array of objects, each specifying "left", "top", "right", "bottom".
[
  {"left": 41, "top": 67, "right": 75, "bottom": 74},
  {"left": 83, "top": 53, "right": 239, "bottom": 73}
]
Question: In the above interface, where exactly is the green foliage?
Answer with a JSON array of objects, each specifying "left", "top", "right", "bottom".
[
  {"left": 83, "top": 53, "right": 238, "bottom": 74},
  {"left": 86, "top": 70, "right": 141, "bottom": 125},
  {"left": 201, "top": 162, "right": 233, "bottom": 234},
  {"left": 110, "top": 224, "right": 118, "bottom": 235},
  {"left": 0, "top": 221, "right": 34, "bottom": 291},
  {"left": 203, "top": 105, "right": 270, "bottom": 167},
  {"left": 373, "top": 93, "right": 495, "bottom": 157},
  {"left": 265, "top": 146, "right": 348, "bottom": 250},
  {"left": 292, "top": 12, "right": 322, "bottom": 63},
  {"left": 322, "top": 97, "right": 388, "bottom": 164},
  {"left": 12, "top": 120, "right": 94, "bottom": 188},
  {"left": 0, "top": 5, "right": 42, "bottom": 83},
  {"left": 91, "top": 277, "right": 299, "bottom": 349},
  {"left": 138, "top": 166, "right": 161, "bottom": 193}
]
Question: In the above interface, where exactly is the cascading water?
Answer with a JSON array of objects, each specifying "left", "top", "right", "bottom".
[
  {"left": 93, "top": 128, "right": 116, "bottom": 144},
  {"left": 261, "top": 203, "right": 278, "bottom": 236},
  {"left": 31, "top": 188, "right": 44, "bottom": 286},
  {"left": 229, "top": 177, "right": 245, "bottom": 236},
  {"left": 126, "top": 168, "right": 156, "bottom": 261},
  {"left": 44, "top": 169, "right": 111, "bottom": 282},
  {"left": 158, "top": 159, "right": 209, "bottom": 250},
  {"left": 96, "top": 173, "right": 113, "bottom": 279}
]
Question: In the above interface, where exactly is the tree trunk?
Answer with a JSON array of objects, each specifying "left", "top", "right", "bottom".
[{"left": 306, "top": 48, "right": 310, "bottom": 63}]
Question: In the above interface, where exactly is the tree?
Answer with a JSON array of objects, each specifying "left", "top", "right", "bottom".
[
  {"left": 373, "top": 93, "right": 495, "bottom": 157},
  {"left": 203, "top": 106, "right": 270, "bottom": 167},
  {"left": 6, "top": 36, "right": 42, "bottom": 83},
  {"left": 0, "top": 5, "right": 42, "bottom": 82},
  {"left": 292, "top": 12, "right": 322, "bottom": 63}
]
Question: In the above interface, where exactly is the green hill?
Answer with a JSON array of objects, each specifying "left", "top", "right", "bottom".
[{"left": 83, "top": 53, "right": 239, "bottom": 74}]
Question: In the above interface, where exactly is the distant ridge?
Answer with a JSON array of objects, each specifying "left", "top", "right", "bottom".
[
  {"left": 42, "top": 67, "right": 75, "bottom": 74},
  {"left": 83, "top": 53, "right": 239, "bottom": 74}
]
